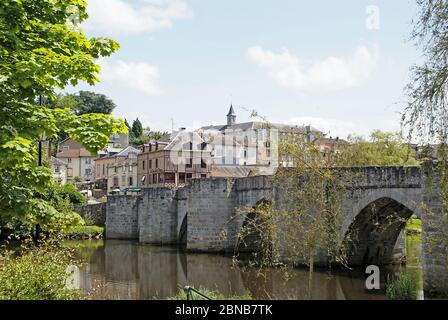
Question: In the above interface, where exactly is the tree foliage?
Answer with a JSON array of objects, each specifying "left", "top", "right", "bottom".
[
  {"left": 0, "top": 0, "right": 126, "bottom": 231},
  {"left": 131, "top": 118, "right": 143, "bottom": 138},
  {"left": 403, "top": 0, "right": 448, "bottom": 144},
  {"left": 51, "top": 91, "right": 116, "bottom": 115},
  {"left": 341, "top": 130, "right": 419, "bottom": 166}
]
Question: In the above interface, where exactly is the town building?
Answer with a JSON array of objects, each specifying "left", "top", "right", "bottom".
[
  {"left": 137, "top": 130, "right": 211, "bottom": 188},
  {"left": 197, "top": 105, "right": 323, "bottom": 172},
  {"left": 51, "top": 156, "right": 68, "bottom": 185},
  {"left": 108, "top": 133, "right": 129, "bottom": 148},
  {"left": 106, "top": 155, "right": 139, "bottom": 193},
  {"left": 55, "top": 139, "right": 95, "bottom": 182},
  {"left": 94, "top": 146, "right": 141, "bottom": 192}
]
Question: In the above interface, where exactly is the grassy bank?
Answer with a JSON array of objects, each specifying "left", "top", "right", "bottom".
[
  {"left": 63, "top": 226, "right": 104, "bottom": 240},
  {"left": 0, "top": 240, "right": 85, "bottom": 300}
]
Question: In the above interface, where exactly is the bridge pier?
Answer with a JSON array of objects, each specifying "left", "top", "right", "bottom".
[{"left": 105, "top": 166, "right": 448, "bottom": 297}]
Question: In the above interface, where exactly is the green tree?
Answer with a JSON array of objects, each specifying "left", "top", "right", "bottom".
[
  {"left": 340, "top": 130, "right": 419, "bottom": 166},
  {"left": 132, "top": 118, "right": 143, "bottom": 138},
  {"left": 54, "top": 91, "right": 116, "bottom": 115},
  {"left": 0, "top": 0, "right": 126, "bottom": 233}
]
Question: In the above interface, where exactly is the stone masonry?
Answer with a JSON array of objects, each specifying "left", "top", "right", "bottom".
[{"left": 106, "top": 166, "right": 448, "bottom": 296}]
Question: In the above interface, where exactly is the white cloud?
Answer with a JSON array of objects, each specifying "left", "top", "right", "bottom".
[
  {"left": 84, "top": 0, "right": 193, "bottom": 34},
  {"left": 247, "top": 45, "right": 378, "bottom": 91},
  {"left": 285, "top": 117, "right": 362, "bottom": 140},
  {"left": 99, "top": 60, "right": 162, "bottom": 96}
]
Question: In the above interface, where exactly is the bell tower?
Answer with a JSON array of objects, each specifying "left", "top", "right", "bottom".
[{"left": 226, "top": 104, "right": 236, "bottom": 126}]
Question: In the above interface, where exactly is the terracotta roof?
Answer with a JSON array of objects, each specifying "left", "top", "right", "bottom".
[{"left": 56, "top": 148, "right": 92, "bottom": 158}]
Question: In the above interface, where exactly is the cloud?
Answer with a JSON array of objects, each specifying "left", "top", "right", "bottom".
[
  {"left": 99, "top": 60, "right": 162, "bottom": 96},
  {"left": 285, "top": 117, "right": 361, "bottom": 139},
  {"left": 84, "top": 0, "right": 193, "bottom": 34},
  {"left": 247, "top": 45, "right": 378, "bottom": 91}
]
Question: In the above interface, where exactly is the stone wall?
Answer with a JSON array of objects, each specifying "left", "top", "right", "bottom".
[
  {"left": 186, "top": 178, "right": 237, "bottom": 252},
  {"left": 73, "top": 202, "right": 106, "bottom": 226},
  {"left": 105, "top": 166, "right": 448, "bottom": 296},
  {"left": 139, "top": 188, "right": 178, "bottom": 244},
  {"left": 105, "top": 196, "right": 139, "bottom": 239},
  {"left": 421, "top": 169, "right": 448, "bottom": 296}
]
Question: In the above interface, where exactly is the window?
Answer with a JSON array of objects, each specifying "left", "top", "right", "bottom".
[
  {"left": 113, "top": 177, "right": 118, "bottom": 187},
  {"left": 186, "top": 158, "right": 192, "bottom": 168},
  {"left": 244, "top": 149, "right": 247, "bottom": 158},
  {"left": 149, "top": 160, "right": 152, "bottom": 169},
  {"left": 179, "top": 173, "right": 186, "bottom": 184},
  {"left": 68, "top": 158, "right": 72, "bottom": 164},
  {"left": 129, "top": 177, "right": 134, "bottom": 186},
  {"left": 102, "top": 164, "right": 105, "bottom": 175},
  {"left": 142, "top": 160, "right": 146, "bottom": 170},
  {"left": 54, "top": 166, "right": 60, "bottom": 173},
  {"left": 85, "top": 158, "right": 91, "bottom": 164},
  {"left": 165, "top": 173, "right": 175, "bottom": 183},
  {"left": 114, "top": 166, "right": 117, "bottom": 173},
  {"left": 122, "top": 166, "right": 126, "bottom": 173},
  {"left": 201, "top": 159, "right": 207, "bottom": 169},
  {"left": 129, "top": 165, "right": 133, "bottom": 172},
  {"left": 67, "top": 168, "right": 73, "bottom": 177},
  {"left": 201, "top": 174, "right": 207, "bottom": 179},
  {"left": 85, "top": 169, "right": 91, "bottom": 176},
  {"left": 153, "top": 174, "right": 157, "bottom": 184},
  {"left": 155, "top": 159, "right": 159, "bottom": 168}
]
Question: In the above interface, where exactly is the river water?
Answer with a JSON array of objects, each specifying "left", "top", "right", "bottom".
[{"left": 68, "top": 236, "right": 423, "bottom": 300}]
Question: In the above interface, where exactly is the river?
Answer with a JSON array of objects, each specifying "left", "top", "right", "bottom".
[{"left": 66, "top": 235, "right": 423, "bottom": 300}]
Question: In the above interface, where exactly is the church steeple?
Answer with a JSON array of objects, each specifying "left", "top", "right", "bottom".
[{"left": 227, "top": 104, "right": 236, "bottom": 126}]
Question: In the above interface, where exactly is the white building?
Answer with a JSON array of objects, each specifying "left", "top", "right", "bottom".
[{"left": 51, "top": 157, "right": 68, "bottom": 185}]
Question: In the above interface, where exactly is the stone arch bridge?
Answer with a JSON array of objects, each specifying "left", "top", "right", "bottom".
[{"left": 106, "top": 166, "right": 447, "bottom": 296}]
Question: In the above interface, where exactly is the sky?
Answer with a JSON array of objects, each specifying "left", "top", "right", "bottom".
[{"left": 68, "top": 0, "right": 421, "bottom": 139}]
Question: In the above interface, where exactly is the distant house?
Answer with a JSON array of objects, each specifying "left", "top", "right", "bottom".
[
  {"left": 107, "top": 156, "right": 139, "bottom": 192},
  {"left": 51, "top": 157, "right": 68, "bottom": 185},
  {"left": 197, "top": 105, "right": 323, "bottom": 176},
  {"left": 137, "top": 130, "right": 211, "bottom": 188},
  {"left": 109, "top": 133, "right": 129, "bottom": 148},
  {"left": 55, "top": 139, "right": 95, "bottom": 182},
  {"left": 94, "top": 145, "right": 141, "bottom": 192}
]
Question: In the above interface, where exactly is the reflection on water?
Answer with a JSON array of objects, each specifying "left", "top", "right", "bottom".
[
  {"left": 69, "top": 240, "right": 422, "bottom": 300},
  {"left": 67, "top": 238, "right": 422, "bottom": 300}
]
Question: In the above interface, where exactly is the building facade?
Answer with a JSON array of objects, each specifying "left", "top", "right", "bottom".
[
  {"left": 137, "top": 130, "right": 211, "bottom": 188},
  {"left": 51, "top": 157, "right": 68, "bottom": 185},
  {"left": 107, "top": 157, "right": 139, "bottom": 192},
  {"left": 55, "top": 139, "right": 95, "bottom": 182},
  {"left": 94, "top": 146, "right": 141, "bottom": 192}
]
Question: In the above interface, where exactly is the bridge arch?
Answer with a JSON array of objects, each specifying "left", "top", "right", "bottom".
[
  {"left": 343, "top": 191, "right": 421, "bottom": 266},
  {"left": 235, "top": 199, "right": 272, "bottom": 256}
]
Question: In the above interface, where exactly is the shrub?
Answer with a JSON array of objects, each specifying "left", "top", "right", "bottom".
[
  {"left": 386, "top": 272, "right": 418, "bottom": 300},
  {"left": 0, "top": 240, "right": 85, "bottom": 300},
  {"left": 63, "top": 226, "right": 104, "bottom": 239},
  {"left": 56, "top": 184, "right": 86, "bottom": 204}
]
